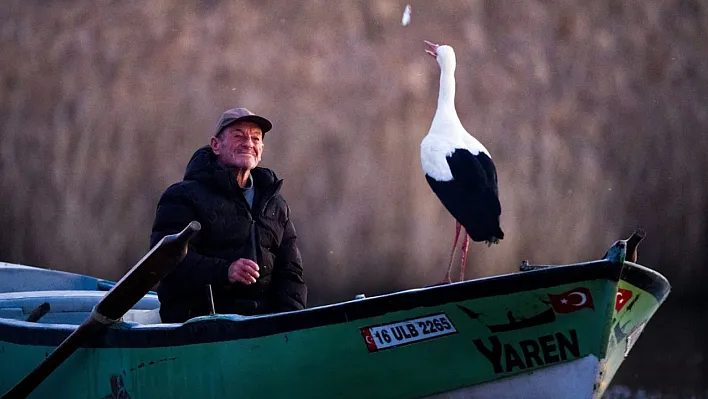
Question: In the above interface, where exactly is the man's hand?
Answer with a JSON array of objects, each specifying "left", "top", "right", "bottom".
[{"left": 228, "top": 259, "right": 260, "bottom": 285}]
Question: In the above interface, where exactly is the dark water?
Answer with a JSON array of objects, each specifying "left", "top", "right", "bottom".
[{"left": 604, "top": 298, "right": 707, "bottom": 398}]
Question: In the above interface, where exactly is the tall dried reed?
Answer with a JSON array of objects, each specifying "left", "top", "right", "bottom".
[{"left": 1, "top": 0, "right": 706, "bottom": 305}]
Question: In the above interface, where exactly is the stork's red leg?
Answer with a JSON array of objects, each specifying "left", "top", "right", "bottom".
[
  {"left": 459, "top": 232, "right": 470, "bottom": 282},
  {"left": 443, "top": 221, "right": 462, "bottom": 284}
]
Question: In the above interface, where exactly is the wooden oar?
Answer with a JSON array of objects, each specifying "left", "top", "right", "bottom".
[{"left": 1, "top": 221, "right": 201, "bottom": 399}]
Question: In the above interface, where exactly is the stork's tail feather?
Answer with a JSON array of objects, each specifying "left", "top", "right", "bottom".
[{"left": 485, "top": 237, "right": 501, "bottom": 246}]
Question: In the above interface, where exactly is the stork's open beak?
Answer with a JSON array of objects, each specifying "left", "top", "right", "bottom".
[{"left": 424, "top": 40, "right": 439, "bottom": 57}]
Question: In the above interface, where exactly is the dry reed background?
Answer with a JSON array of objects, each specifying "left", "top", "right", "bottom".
[{"left": 1, "top": 0, "right": 707, "bottom": 395}]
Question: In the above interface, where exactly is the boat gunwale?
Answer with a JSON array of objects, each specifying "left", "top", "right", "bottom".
[
  {"left": 0, "top": 260, "right": 635, "bottom": 348},
  {"left": 620, "top": 261, "right": 671, "bottom": 304}
]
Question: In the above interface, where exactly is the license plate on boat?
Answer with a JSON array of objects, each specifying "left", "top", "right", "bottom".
[{"left": 360, "top": 313, "right": 457, "bottom": 352}]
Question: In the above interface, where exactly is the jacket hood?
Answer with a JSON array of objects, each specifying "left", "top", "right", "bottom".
[{"left": 183, "top": 146, "right": 279, "bottom": 194}]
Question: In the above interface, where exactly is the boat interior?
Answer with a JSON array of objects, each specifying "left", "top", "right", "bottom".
[
  {"left": 0, "top": 262, "right": 163, "bottom": 326},
  {"left": 0, "top": 290, "right": 163, "bottom": 325}
]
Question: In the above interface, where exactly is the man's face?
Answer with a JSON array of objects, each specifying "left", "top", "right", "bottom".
[{"left": 210, "top": 121, "right": 264, "bottom": 171}]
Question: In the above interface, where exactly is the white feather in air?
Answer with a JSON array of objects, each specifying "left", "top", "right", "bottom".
[{"left": 402, "top": 5, "right": 411, "bottom": 26}]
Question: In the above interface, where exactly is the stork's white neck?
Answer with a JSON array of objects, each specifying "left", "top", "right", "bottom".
[
  {"left": 431, "top": 59, "right": 464, "bottom": 134},
  {"left": 437, "top": 64, "right": 457, "bottom": 113}
]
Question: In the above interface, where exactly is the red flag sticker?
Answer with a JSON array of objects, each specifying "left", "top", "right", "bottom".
[
  {"left": 615, "top": 288, "right": 633, "bottom": 312},
  {"left": 360, "top": 328, "right": 379, "bottom": 352},
  {"left": 548, "top": 287, "right": 594, "bottom": 314}
]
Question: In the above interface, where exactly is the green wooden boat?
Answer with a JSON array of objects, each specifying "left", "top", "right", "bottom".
[{"left": 0, "top": 248, "right": 670, "bottom": 398}]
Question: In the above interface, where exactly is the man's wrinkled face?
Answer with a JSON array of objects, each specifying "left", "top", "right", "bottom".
[{"left": 210, "top": 121, "right": 264, "bottom": 171}]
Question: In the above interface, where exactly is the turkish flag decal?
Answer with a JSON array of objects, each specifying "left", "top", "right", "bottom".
[
  {"left": 615, "top": 288, "right": 633, "bottom": 312},
  {"left": 548, "top": 287, "right": 595, "bottom": 314},
  {"left": 360, "top": 328, "right": 379, "bottom": 352}
]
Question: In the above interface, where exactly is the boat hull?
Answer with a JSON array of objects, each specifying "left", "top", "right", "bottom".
[{"left": 0, "top": 260, "right": 669, "bottom": 398}]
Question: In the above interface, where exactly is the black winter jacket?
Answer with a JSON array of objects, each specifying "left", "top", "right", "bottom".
[{"left": 151, "top": 146, "right": 307, "bottom": 322}]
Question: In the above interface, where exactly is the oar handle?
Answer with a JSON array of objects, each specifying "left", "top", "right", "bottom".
[{"left": 96, "top": 221, "right": 201, "bottom": 320}]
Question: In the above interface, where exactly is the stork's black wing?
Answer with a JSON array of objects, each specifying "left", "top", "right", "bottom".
[{"left": 446, "top": 149, "right": 499, "bottom": 197}]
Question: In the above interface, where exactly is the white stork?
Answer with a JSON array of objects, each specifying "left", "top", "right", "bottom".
[{"left": 421, "top": 40, "right": 504, "bottom": 284}]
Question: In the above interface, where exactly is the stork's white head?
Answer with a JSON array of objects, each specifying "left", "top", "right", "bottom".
[{"left": 424, "top": 40, "right": 456, "bottom": 72}]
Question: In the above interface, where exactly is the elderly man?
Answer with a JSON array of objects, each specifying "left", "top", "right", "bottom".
[{"left": 151, "top": 107, "right": 307, "bottom": 323}]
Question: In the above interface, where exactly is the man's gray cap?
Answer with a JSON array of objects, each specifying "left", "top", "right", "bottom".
[{"left": 214, "top": 107, "right": 273, "bottom": 137}]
